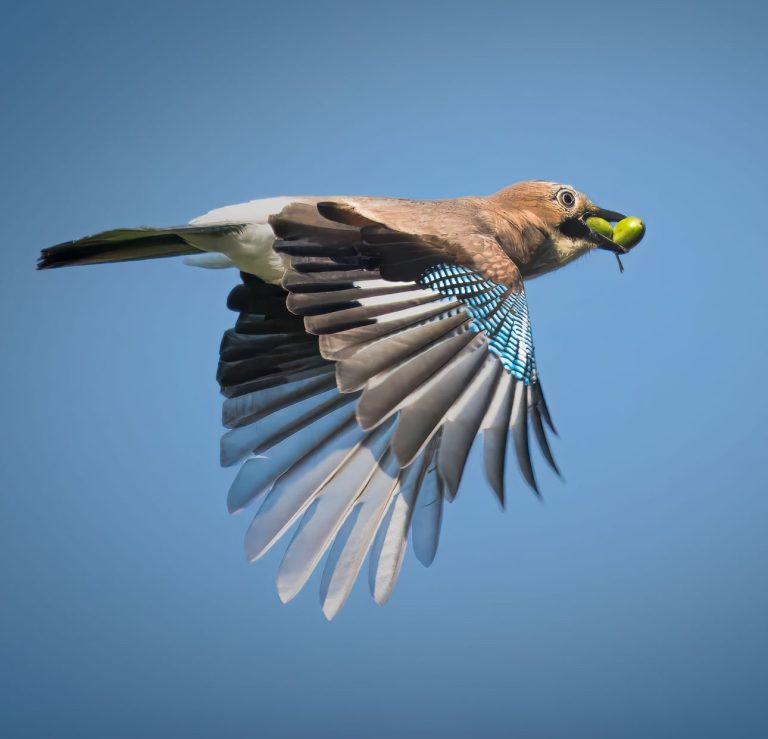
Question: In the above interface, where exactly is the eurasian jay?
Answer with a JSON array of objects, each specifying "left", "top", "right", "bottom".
[{"left": 38, "top": 180, "right": 634, "bottom": 619}]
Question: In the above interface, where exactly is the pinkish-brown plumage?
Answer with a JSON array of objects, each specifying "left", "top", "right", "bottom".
[{"left": 267, "top": 180, "right": 623, "bottom": 291}]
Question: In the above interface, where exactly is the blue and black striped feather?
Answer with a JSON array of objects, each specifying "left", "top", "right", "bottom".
[{"left": 419, "top": 263, "right": 537, "bottom": 385}]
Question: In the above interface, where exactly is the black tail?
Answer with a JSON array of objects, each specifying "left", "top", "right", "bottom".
[{"left": 37, "top": 224, "right": 246, "bottom": 270}]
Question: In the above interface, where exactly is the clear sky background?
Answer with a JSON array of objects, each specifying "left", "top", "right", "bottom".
[{"left": 2, "top": 1, "right": 767, "bottom": 737}]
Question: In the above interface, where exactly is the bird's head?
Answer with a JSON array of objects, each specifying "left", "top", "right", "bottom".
[{"left": 490, "top": 180, "right": 634, "bottom": 273}]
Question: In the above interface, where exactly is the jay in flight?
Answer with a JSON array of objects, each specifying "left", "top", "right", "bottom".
[{"left": 38, "top": 180, "right": 633, "bottom": 619}]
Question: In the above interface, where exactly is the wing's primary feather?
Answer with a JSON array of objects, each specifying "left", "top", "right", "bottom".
[
  {"left": 437, "top": 357, "right": 502, "bottom": 500},
  {"left": 390, "top": 335, "right": 488, "bottom": 466},
  {"left": 368, "top": 446, "right": 431, "bottom": 605},
  {"left": 480, "top": 372, "right": 515, "bottom": 507},
  {"left": 275, "top": 417, "right": 396, "bottom": 603},
  {"left": 241, "top": 413, "right": 364, "bottom": 556},
  {"left": 319, "top": 450, "right": 402, "bottom": 619},
  {"left": 411, "top": 441, "right": 445, "bottom": 568}
]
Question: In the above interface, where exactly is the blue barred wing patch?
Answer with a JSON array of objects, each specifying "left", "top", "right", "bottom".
[{"left": 419, "top": 263, "right": 537, "bottom": 384}]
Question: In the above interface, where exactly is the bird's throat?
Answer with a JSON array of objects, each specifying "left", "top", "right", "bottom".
[{"left": 522, "top": 235, "right": 592, "bottom": 278}]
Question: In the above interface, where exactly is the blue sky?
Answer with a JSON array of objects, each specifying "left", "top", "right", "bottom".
[{"left": 2, "top": 1, "right": 767, "bottom": 737}]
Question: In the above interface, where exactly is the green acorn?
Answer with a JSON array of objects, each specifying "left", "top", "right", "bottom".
[
  {"left": 613, "top": 217, "right": 646, "bottom": 249},
  {"left": 585, "top": 216, "right": 614, "bottom": 240}
]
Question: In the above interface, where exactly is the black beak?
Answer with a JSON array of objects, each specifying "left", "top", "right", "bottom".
[{"left": 592, "top": 207, "right": 626, "bottom": 222}]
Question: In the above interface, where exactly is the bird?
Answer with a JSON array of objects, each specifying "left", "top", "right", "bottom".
[{"left": 37, "top": 180, "right": 634, "bottom": 619}]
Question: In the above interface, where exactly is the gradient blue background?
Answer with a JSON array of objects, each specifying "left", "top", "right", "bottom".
[{"left": 2, "top": 1, "right": 767, "bottom": 736}]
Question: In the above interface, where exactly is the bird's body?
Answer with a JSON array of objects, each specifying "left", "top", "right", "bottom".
[
  {"left": 186, "top": 184, "right": 601, "bottom": 283},
  {"left": 37, "top": 180, "right": 636, "bottom": 618}
]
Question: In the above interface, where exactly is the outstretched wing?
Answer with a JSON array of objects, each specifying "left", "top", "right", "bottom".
[{"left": 218, "top": 201, "right": 558, "bottom": 619}]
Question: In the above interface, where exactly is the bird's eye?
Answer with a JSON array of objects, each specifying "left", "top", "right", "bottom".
[{"left": 558, "top": 190, "right": 576, "bottom": 208}]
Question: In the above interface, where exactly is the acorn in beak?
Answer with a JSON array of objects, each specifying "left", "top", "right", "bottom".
[
  {"left": 581, "top": 208, "right": 646, "bottom": 273},
  {"left": 583, "top": 208, "right": 629, "bottom": 253}
]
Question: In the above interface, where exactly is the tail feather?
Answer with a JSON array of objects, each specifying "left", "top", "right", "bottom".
[{"left": 37, "top": 224, "right": 245, "bottom": 269}]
